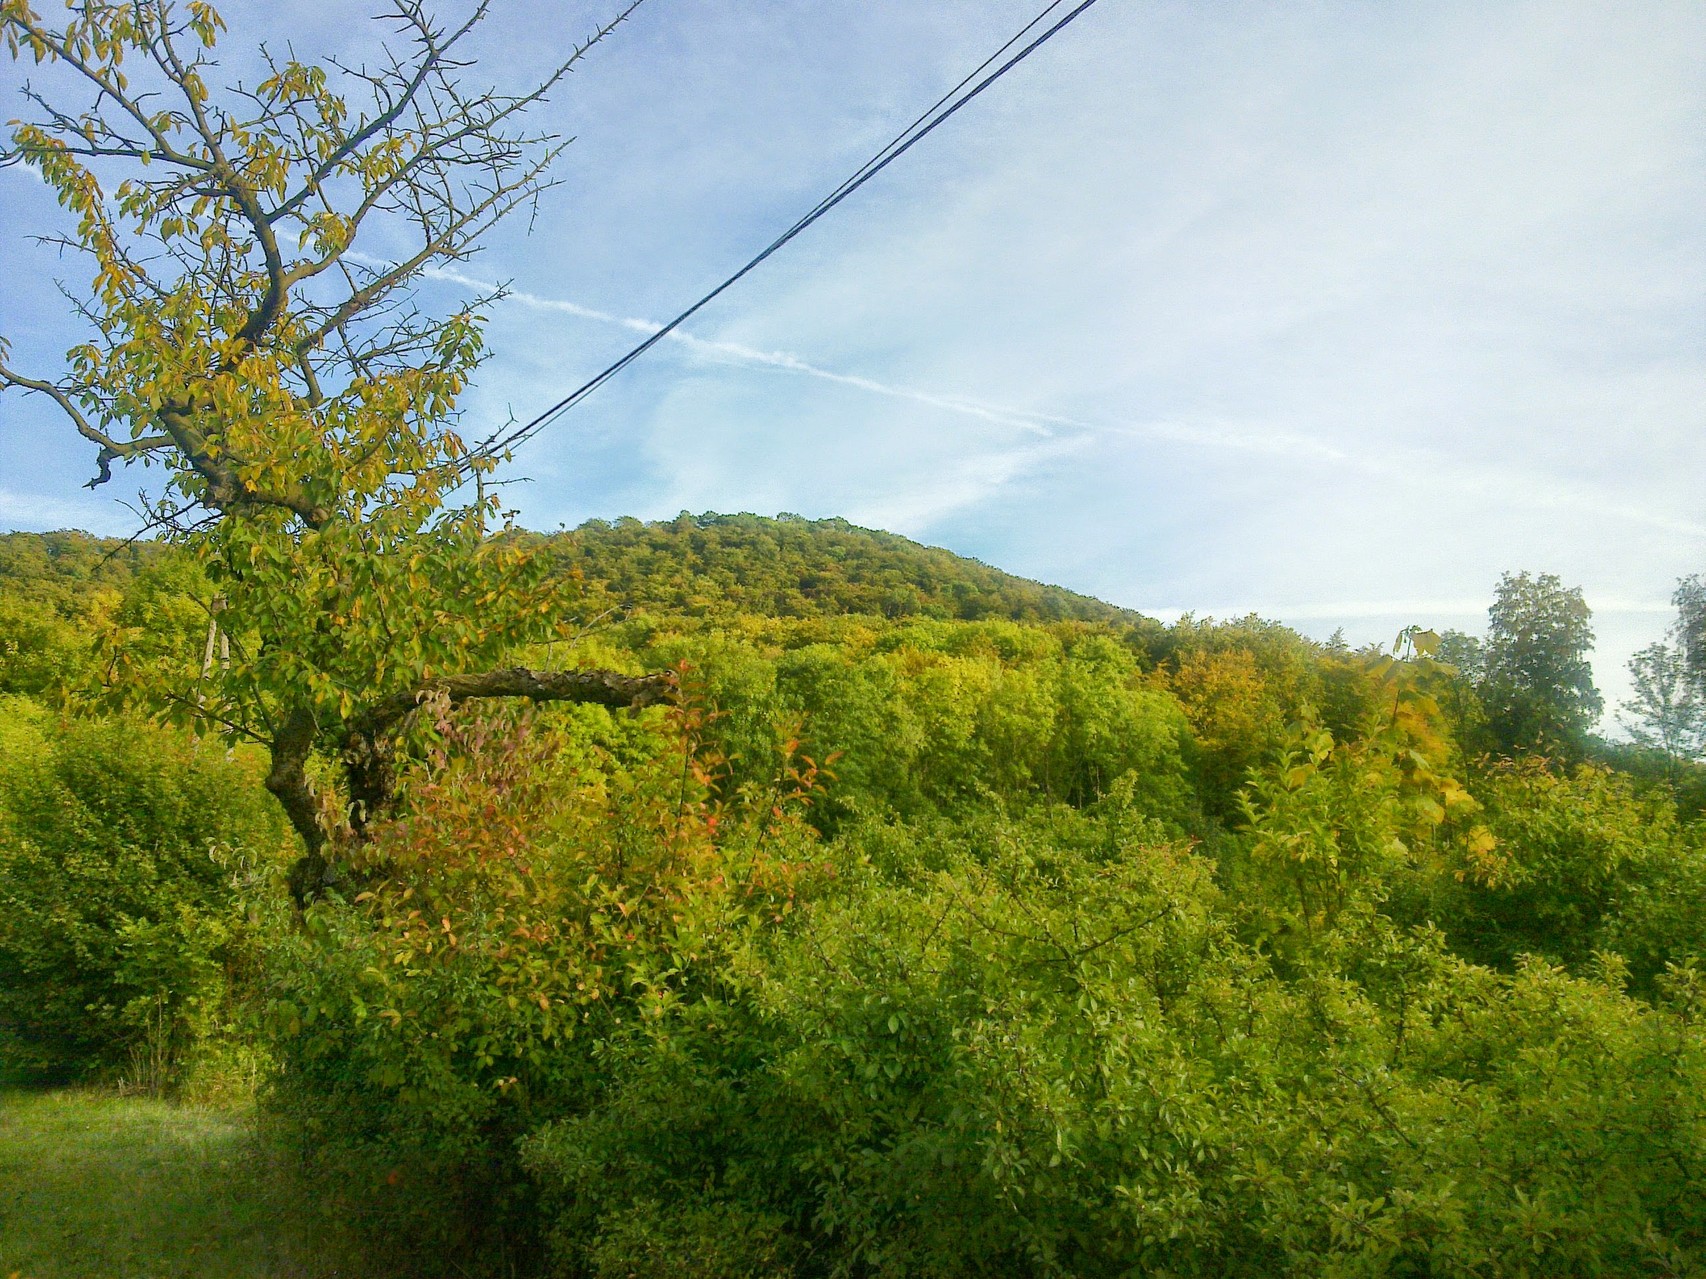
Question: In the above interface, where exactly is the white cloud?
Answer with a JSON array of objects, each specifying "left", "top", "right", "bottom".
[
  {"left": 432, "top": 266, "right": 1706, "bottom": 548},
  {"left": 0, "top": 487, "right": 135, "bottom": 535},
  {"left": 1150, "top": 600, "right": 1675, "bottom": 623}
]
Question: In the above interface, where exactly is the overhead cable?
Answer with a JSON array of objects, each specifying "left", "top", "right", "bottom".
[{"left": 482, "top": 0, "right": 1103, "bottom": 457}]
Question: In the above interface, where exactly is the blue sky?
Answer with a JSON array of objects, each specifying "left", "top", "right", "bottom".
[{"left": 2, "top": 0, "right": 1703, "bottom": 720}]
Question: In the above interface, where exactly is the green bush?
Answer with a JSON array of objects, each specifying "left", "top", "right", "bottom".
[
  {"left": 0, "top": 697, "right": 286, "bottom": 1084},
  {"left": 1418, "top": 759, "right": 1706, "bottom": 985},
  {"left": 525, "top": 807, "right": 1704, "bottom": 1277},
  {"left": 251, "top": 676, "right": 1704, "bottom": 1277},
  {"left": 773, "top": 628, "right": 1193, "bottom": 828},
  {"left": 256, "top": 701, "right": 826, "bottom": 1274}
]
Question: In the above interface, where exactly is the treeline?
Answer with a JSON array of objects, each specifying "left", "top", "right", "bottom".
[
  {"left": 541, "top": 512, "right": 1154, "bottom": 625},
  {"left": 0, "top": 517, "right": 1147, "bottom": 699},
  {"left": 2, "top": 521, "right": 1704, "bottom": 1276}
]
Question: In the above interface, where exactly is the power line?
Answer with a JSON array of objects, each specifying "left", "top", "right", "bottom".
[
  {"left": 483, "top": 0, "right": 1103, "bottom": 457},
  {"left": 791, "top": 1, "right": 1070, "bottom": 237},
  {"left": 491, "top": 0, "right": 1099, "bottom": 453}
]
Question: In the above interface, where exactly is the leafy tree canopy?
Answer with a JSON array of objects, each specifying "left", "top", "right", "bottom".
[
  {"left": 1479, "top": 570, "right": 1602, "bottom": 756},
  {"left": 0, "top": 0, "right": 651, "bottom": 897},
  {"left": 1623, "top": 641, "right": 1706, "bottom": 774},
  {"left": 547, "top": 511, "right": 1158, "bottom": 627},
  {"left": 1675, "top": 574, "right": 1706, "bottom": 693}
]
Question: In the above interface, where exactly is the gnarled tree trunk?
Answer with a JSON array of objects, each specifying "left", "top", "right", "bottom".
[{"left": 274, "top": 666, "right": 672, "bottom": 904}]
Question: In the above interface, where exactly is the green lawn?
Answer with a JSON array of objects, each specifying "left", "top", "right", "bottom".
[{"left": 0, "top": 1089, "right": 360, "bottom": 1279}]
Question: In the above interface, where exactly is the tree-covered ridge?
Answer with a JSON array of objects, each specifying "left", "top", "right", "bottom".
[
  {"left": 545, "top": 511, "right": 1157, "bottom": 626},
  {"left": 0, "top": 519, "right": 1154, "bottom": 708},
  {"left": 0, "top": 529, "right": 166, "bottom": 636},
  {"left": 0, "top": 531, "right": 185, "bottom": 698},
  {"left": 0, "top": 529, "right": 161, "bottom": 588},
  {"left": 1, "top": 514, "right": 1155, "bottom": 677}
]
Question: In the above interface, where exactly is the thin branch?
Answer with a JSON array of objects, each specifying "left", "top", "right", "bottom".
[
  {"left": 98, "top": 495, "right": 201, "bottom": 565},
  {"left": 0, "top": 357, "right": 171, "bottom": 459},
  {"left": 266, "top": 0, "right": 491, "bottom": 225},
  {"left": 158, "top": 689, "right": 273, "bottom": 746},
  {"left": 2, "top": 15, "right": 214, "bottom": 171}
]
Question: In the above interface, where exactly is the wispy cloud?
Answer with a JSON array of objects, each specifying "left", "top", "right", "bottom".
[
  {"left": 425, "top": 265, "right": 1706, "bottom": 545},
  {"left": 0, "top": 487, "right": 131, "bottom": 534},
  {"left": 432, "top": 265, "right": 1388, "bottom": 466},
  {"left": 845, "top": 431, "right": 1096, "bottom": 533},
  {"left": 424, "top": 264, "right": 1053, "bottom": 435}
]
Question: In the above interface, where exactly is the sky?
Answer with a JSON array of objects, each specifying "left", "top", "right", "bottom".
[{"left": 2, "top": 0, "right": 1703, "bottom": 723}]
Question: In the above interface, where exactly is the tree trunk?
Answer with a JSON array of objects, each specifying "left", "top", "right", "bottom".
[{"left": 277, "top": 667, "right": 672, "bottom": 904}]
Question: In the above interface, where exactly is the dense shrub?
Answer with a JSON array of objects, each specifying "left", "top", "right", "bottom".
[
  {"left": 579, "top": 622, "right": 1200, "bottom": 834},
  {"left": 524, "top": 803, "right": 1704, "bottom": 1278},
  {"left": 0, "top": 696, "right": 286, "bottom": 1083},
  {"left": 257, "top": 697, "right": 1703, "bottom": 1276},
  {"left": 256, "top": 700, "right": 826, "bottom": 1272},
  {"left": 1418, "top": 759, "right": 1706, "bottom": 987},
  {"left": 765, "top": 625, "right": 1194, "bottom": 828}
]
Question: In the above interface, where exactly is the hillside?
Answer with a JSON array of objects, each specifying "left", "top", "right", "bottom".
[
  {"left": 0, "top": 528, "right": 161, "bottom": 604},
  {"left": 1, "top": 518, "right": 1162, "bottom": 696},
  {"left": 4, "top": 515, "right": 1146, "bottom": 628},
  {"left": 541, "top": 511, "right": 1152, "bottom": 626},
  {"left": 0, "top": 531, "right": 174, "bottom": 697}
]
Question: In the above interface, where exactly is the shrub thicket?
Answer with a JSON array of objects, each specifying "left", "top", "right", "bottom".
[
  {"left": 2, "top": 529, "right": 1703, "bottom": 1274},
  {"left": 0, "top": 696, "right": 287, "bottom": 1085},
  {"left": 251, "top": 668, "right": 1704, "bottom": 1276}
]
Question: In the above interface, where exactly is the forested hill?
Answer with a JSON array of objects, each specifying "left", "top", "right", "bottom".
[
  {"left": 3, "top": 515, "right": 1147, "bottom": 628},
  {"left": 540, "top": 512, "right": 1151, "bottom": 625},
  {"left": 1, "top": 520, "right": 1160, "bottom": 698},
  {"left": 0, "top": 528, "right": 159, "bottom": 600},
  {"left": 0, "top": 531, "right": 177, "bottom": 696}
]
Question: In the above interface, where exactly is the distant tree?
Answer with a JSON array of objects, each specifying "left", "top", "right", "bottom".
[
  {"left": 1479, "top": 571, "right": 1601, "bottom": 757},
  {"left": 1620, "top": 642, "right": 1705, "bottom": 779},
  {"left": 1436, "top": 630, "right": 1485, "bottom": 683},
  {"left": 0, "top": 0, "right": 652, "bottom": 899},
  {"left": 1676, "top": 574, "right": 1706, "bottom": 694},
  {"left": 1615, "top": 575, "right": 1706, "bottom": 782},
  {"left": 1433, "top": 629, "right": 1488, "bottom": 747}
]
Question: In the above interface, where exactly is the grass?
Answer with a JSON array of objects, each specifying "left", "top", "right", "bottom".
[{"left": 0, "top": 1088, "right": 364, "bottom": 1279}]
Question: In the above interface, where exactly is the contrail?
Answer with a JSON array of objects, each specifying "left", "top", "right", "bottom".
[
  {"left": 426, "top": 265, "right": 1051, "bottom": 435},
  {"left": 425, "top": 265, "right": 1368, "bottom": 459},
  {"left": 414, "top": 264, "right": 1706, "bottom": 543}
]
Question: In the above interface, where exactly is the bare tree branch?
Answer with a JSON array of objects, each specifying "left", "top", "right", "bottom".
[
  {"left": 353, "top": 665, "right": 672, "bottom": 743},
  {"left": 0, "top": 358, "right": 172, "bottom": 462}
]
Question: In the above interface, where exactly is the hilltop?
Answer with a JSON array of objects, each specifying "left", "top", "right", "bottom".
[
  {"left": 1, "top": 514, "right": 1155, "bottom": 644},
  {"left": 540, "top": 512, "right": 1151, "bottom": 625}
]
